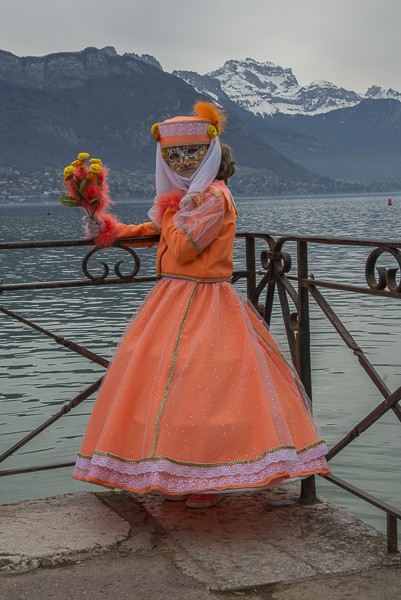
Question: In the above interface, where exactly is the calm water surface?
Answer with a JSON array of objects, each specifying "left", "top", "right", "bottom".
[{"left": 1, "top": 193, "right": 400, "bottom": 539}]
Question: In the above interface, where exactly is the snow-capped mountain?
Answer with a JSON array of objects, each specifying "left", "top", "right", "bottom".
[
  {"left": 174, "top": 58, "right": 401, "bottom": 116},
  {"left": 296, "top": 80, "right": 361, "bottom": 114},
  {"left": 365, "top": 85, "right": 401, "bottom": 101},
  {"left": 208, "top": 58, "right": 302, "bottom": 115}
]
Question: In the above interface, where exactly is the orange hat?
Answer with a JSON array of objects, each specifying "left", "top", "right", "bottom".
[{"left": 151, "top": 101, "right": 226, "bottom": 147}]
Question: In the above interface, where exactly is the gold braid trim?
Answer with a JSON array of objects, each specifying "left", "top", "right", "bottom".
[
  {"left": 194, "top": 186, "right": 222, "bottom": 206},
  {"left": 207, "top": 186, "right": 223, "bottom": 199},
  {"left": 148, "top": 282, "right": 199, "bottom": 458},
  {"left": 77, "top": 440, "right": 327, "bottom": 468},
  {"left": 160, "top": 272, "right": 231, "bottom": 283},
  {"left": 182, "top": 227, "right": 201, "bottom": 253}
]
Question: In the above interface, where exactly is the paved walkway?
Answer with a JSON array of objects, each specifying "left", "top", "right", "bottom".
[{"left": 1, "top": 484, "right": 400, "bottom": 599}]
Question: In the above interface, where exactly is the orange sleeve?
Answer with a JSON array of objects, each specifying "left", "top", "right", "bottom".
[
  {"left": 116, "top": 221, "right": 160, "bottom": 248},
  {"left": 161, "top": 208, "right": 201, "bottom": 264}
]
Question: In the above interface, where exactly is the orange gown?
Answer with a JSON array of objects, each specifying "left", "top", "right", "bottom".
[{"left": 73, "top": 181, "right": 329, "bottom": 494}]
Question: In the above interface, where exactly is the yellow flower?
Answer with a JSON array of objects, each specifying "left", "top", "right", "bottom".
[
  {"left": 89, "top": 158, "right": 102, "bottom": 165},
  {"left": 89, "top": 163, "right": 102, "bottom": 174},
  {"left": 63, "top": 165, "right": 75, "bottom": 178},
  {"left": 151, "top": 122, "right": 160, "bottom": 141},
  {"left": 207, "top": 124, "right": 219, "bottom": 137},
  {"left": 71, "top": 159, "right": 84, "bottom": 167},
  {"left": 78, "top": 152, "right": 90, "bottom": 160}
]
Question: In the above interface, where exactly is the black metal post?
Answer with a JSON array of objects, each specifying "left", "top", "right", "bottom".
[
  {"left": 246, "top": 235, "right": 256, "bottom": 305},
  {"left": 297, "top": 241, "right": 317, "bottom": 504},
  {"left": 387, "top": 514, "right": 399, "bottom": 554}
]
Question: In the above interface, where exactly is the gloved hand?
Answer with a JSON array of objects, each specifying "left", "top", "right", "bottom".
[{"left": 83, "top": 214, "right": 105, "bottom": 238}]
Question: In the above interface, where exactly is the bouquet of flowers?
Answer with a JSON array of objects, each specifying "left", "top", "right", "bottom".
[{"left": 60, "top": 152, "right": 120, "bottom": 247}]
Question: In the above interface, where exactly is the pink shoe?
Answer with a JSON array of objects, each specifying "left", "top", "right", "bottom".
[
  {"left": 163, "top": 493, "right": 190, "bottom": 502},
  {"left": 186, "top": 493, "right": 225, "bottom": 508}
]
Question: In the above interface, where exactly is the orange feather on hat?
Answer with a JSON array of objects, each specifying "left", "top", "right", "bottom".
[{"left": 193, "top": 101, "right": 227, "bottom": 132}]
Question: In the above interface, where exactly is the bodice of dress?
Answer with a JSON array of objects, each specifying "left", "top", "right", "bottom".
[{"left": 116, "top": 180, "right": 237, "bottom": 282}]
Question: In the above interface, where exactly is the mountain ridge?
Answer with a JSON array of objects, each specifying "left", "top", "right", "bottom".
[
  {"left": 173, "top": 58, "right": 401, "bottom": 183},
  {"left": 0, "top": 47, "right": 400, "bottom": 198},
  {"left": 0, "top": 46, "right": 343, "bottom": 199},
  {"left": 174, "top": 57, "right": 401, "bottom": 117}
]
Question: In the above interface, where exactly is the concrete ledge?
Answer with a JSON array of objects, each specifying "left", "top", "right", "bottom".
[
  {"left": 125, "top": 484, "right": 401, "bottom": 592},
  {"left": 1, "top": 485, "right": 400, "bottom": 596},
  {"left": 0, "top": 492, "right": 130, "bottom": 573}
]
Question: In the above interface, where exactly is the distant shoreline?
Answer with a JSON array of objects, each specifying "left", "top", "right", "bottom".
[{"left": 1, "top": 189, "right": 401, "bottom": 208}]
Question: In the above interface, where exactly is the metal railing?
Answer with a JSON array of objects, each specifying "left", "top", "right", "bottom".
[{"left": 1, "top": 232, "right": 400, "bottom": 553}]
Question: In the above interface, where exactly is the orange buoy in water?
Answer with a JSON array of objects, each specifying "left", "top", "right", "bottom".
[{"left": 387, "top": 198, "right": 393, "bottom": 206}]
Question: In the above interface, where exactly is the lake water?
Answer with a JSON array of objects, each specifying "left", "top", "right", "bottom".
[{"left": 1, "top": 193, "right": 400, "bottom": 540}]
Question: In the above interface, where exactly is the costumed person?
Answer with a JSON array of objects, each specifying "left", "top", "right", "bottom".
[{"left": 72, "top": 101, "right": 329, "bottom": 508}]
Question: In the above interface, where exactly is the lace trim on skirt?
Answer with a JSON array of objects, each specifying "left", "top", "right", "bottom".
[{"left": 73, "top": 443, "right": 329, "bottom": 493}]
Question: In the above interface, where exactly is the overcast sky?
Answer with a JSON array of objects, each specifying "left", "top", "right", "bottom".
[{"left": 1, "top": 0, "right": 401, "bottom": 93}]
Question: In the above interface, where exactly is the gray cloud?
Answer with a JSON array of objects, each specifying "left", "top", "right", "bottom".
[{"left": 1, "top": 0, "right": 401, "bottom": 92}]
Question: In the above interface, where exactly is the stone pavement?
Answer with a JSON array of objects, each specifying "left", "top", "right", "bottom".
[{"left": 1, "top": 484, "right": 400, "bottom": 599}]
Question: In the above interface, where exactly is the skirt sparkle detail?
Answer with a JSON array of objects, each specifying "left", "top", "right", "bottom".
[{"left": 73, "top": 278, "right": 329, "bottom": 494}]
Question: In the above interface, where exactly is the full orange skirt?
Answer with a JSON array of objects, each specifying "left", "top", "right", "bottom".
[{"left": 73, "top": 279, "right": 329, "bottom": 494}]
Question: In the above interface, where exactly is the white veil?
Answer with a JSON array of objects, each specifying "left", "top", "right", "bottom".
[{"left": 154, "top": 137, "right": 222, "bottom": 208}]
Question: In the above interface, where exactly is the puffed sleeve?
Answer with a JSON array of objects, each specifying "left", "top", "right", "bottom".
[
  {"left": 177, "top": 190, "right": 225, "bottom": 244},
  {"left": 161, "top": 190, "right": 225, "bottom": 264}
]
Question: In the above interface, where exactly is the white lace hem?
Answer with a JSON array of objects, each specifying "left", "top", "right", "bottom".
[{"left": 73, "top": 443, "right": 329, "bottom": 493}]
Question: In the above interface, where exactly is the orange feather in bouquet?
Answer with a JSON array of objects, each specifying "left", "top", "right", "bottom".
[{"left": 60, "top": 152, "right": 120, "bottom": 247}]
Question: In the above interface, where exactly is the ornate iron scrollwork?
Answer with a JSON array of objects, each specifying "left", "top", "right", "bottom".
[
  {"left": 260, "top": 250, "right": 292, "bottom": 275},
  {"left": 365, "top": 247, "right": 401, "bottom": 293},
  {"left": 82, "top": 245, "right": 141, "bottom": 282},
  {"left": 251, "top": 246, "right": 293, "bottom": 313}
]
